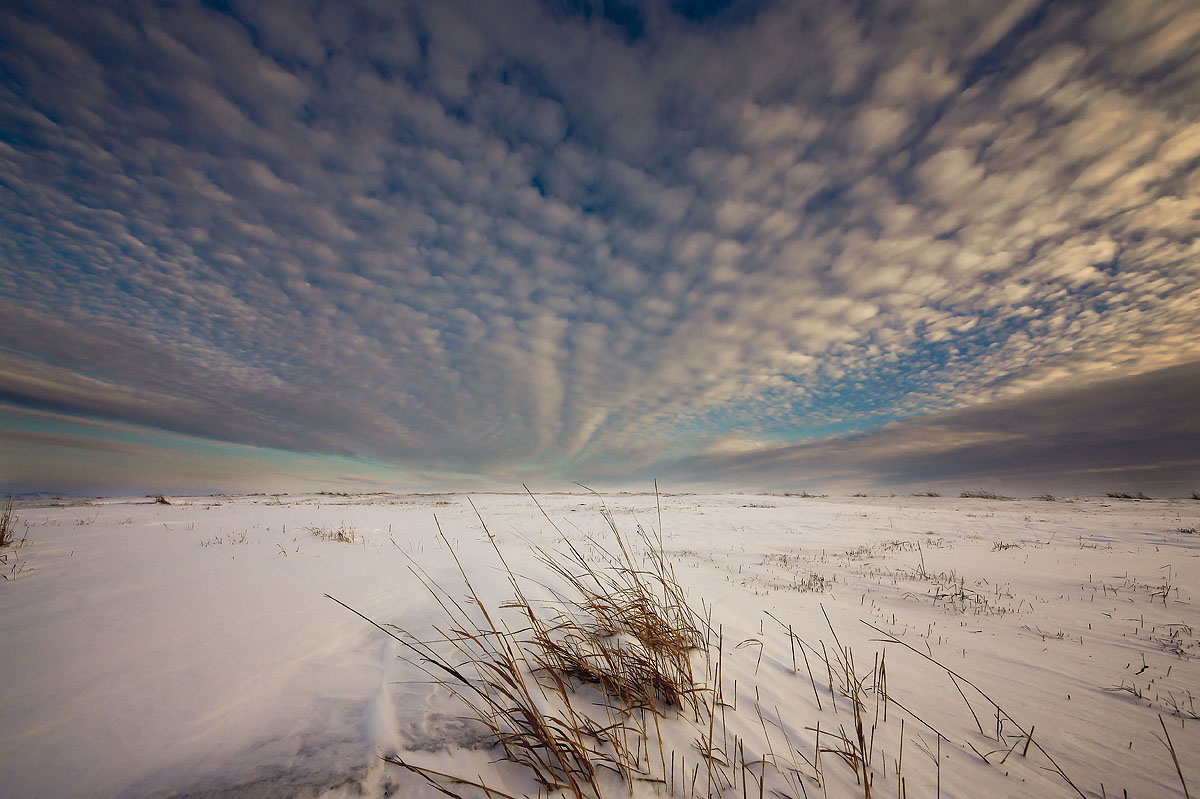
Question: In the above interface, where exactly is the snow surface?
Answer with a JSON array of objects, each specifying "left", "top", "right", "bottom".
[{"left": 1, "top": 492, "right": 1197, "bottom": 798}]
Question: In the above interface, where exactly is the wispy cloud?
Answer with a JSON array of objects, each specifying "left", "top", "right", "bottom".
[
  {"left": 0, "top": 403, "right": 475, "bottom": 495},
  {"left": 0, "top": 428, "right": 161, "bottom": 457},
  {"left": 1, "top": 0, "right": 1198, "bottom": 492}
]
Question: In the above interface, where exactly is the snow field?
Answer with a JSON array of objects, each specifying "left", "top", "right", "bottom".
[{"left": 1, "top": 492, "right": 1197, "bottom": 798}]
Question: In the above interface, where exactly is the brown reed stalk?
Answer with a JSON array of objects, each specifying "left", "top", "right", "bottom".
[{"left": 1158, "top": 715, "right": 1190, "bottom": 799}]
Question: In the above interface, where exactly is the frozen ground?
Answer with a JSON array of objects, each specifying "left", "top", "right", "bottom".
[{"left": 1, "top": 491, "right": 1197, "bottom": 798}]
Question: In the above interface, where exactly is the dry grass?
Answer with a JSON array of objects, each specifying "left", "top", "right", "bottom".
[
  {"left": 331, "top": 490, "right": 713, "bottom": 798},
  {"left": 338, "top": 494, "right": 963, "bottom": 799},
  {"left": 1104, "top": 682, "right": 1200, "bottom": 720},
  {"left": 0, "top": 498, "right": 15, "bottom": 548},
  {"left": 327, "top": 491, "right": 1182, "bottom": 799},
  {"left": 959, "top": 490, "right": 1013, "bottom": 500},
  {"left": 1, "top": 497, "right": 29, "bottom": 580},
  {"left": 865, "top": 621, "right": 1086, "bottom": 799},
  {"left": 333, "top": 505, "right": 940, "bottom": 798},
  {"left": 1105, "top": 491, "right": 1150, "bottom": 500},
  {"left": 308, "top": 523, "right": 358, "bottom": 543},
  {"left": 526, "top": 496, "right": 706, "bottom": 715},
  {"left": 1156, "top": 715, "right": 1191, "bottom": 799}
]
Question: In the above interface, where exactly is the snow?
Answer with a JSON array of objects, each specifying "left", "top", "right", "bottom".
[{"left": 1, "top": 492, "right": 1197, "bottom": 798}]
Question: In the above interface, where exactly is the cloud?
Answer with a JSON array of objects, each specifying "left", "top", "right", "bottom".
[
  {"left": 0, "top": 428, "right": 160, "bottom": 457},
  {"left": 660, "top": 359, "right": 1200, "bottom": 495},
  {"left": 0, "top": 0, "right": 1197, "bottom": 491}
]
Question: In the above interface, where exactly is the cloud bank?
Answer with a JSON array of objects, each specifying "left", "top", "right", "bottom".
[
  {"left": 659, "top": 359, "right": 1200, "bottom": 495},
  {"left": 1, "top": 0, "right": 1198, "bottom": 492}
]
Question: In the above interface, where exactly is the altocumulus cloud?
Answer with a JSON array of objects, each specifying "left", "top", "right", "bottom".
[{"left": 0, "top": 0, "right": 1198, "bottom": 493}]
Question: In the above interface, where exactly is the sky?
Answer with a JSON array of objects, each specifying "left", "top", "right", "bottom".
[{"left": 1, "top": 0, "right": 1198, "bottom": 497}]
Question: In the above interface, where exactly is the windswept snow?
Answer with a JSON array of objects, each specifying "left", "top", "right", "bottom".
[{"left": 1, "top": 492, "right": 1197, "bottom": 798}]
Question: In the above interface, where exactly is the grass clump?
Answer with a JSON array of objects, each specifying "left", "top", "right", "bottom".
[
  {"left": 1, "top": 497, "right": 29, "bottom": 580},
  {"left": 959, "top": 489, "right": 1013, "bottom": 500},
  {"left": 1106, "top": 491, "right": 1150, "bottom": 500},
  {"left": 331, "top": 491, "right": 711, "bottom": 798},
  {"left": 308, "top": 523, "right": 358, "bottom": 543},
  {"left": 528, "top": 509, "right": 706, "bottom": 714},
  {"left": 0, "top": 497, "right": 18, "bottom": 548}
]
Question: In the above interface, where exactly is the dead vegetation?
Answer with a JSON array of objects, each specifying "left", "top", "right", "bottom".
[
  {"left": 326, "top": 492, "right": 1189, "bottom": 799},
  {"left": 330, "top": 489, "right": 718, "bottom": 799},
  {"left": 959, "top": 490, "right": 1013, "bottom": 500},
  {"left": 1, "top": 497, "right": 29, "bottom": 580},
  {"left": 865, "top": 622, "right": 1086, "bottom": 799},
  {"left": 0, "top": 497, "right": 16, "bottom": 548},
  {"left": 331, "top": 488, "right": 894, "bottom": 799},
  {"left": 1104, "top": 681, "right": 1199, "bottom": 720},
  {"left": 308, "top": 523, "right": 359, "bottom": 543}
]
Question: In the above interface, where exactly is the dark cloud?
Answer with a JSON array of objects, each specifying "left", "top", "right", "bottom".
[
  {"left": 663, "top": 359, "right": 1200, "bottom": 495},
  {"left": 0, "top": 0, "right": 1197, "bottom": 491}
]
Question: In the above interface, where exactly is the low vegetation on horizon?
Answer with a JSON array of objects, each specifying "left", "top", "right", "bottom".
[{"left": 959, "top": 489, "right": 1014, "bottom": 500}]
